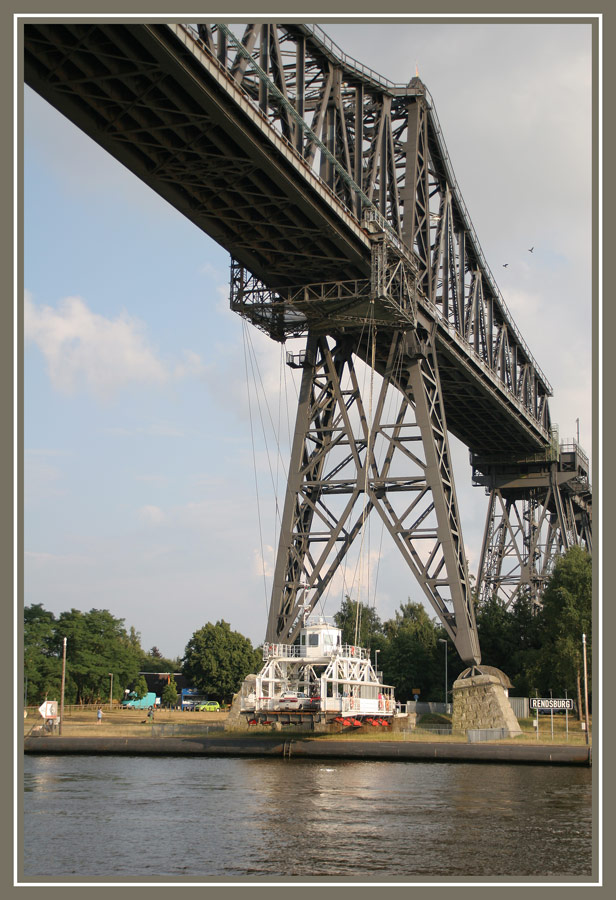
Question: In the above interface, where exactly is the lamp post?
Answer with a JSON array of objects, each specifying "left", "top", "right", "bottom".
[
  {"left": 582, "top": 633, "right": 590, "bottom": 745},
  {"left": 438, "top": 639, "right": 448, "bottom": 710},
  {"left": 59, "top": 637, "right": 67, "bottom": 736},
  {"left": 108, "top": 672, "right": 114, "bottom": 712}
]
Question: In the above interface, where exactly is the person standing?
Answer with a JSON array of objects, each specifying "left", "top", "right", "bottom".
[{"left": 97, "top": 707, "right": 103, "bottom": 725}]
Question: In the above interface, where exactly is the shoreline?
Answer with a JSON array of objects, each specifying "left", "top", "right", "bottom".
[{"left": 23, "top": 734, "right": 591, "bottom": 765}]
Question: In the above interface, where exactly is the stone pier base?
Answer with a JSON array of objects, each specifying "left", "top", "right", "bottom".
[{"left": 452, "top": 673, "right": 522, "bottom": 736}]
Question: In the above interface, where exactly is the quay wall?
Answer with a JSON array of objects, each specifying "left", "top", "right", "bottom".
[{"left": 23, "top": 735, "right": 591, "bottom": 766}]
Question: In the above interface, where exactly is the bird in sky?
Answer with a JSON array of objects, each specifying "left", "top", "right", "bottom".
[
  {"left": 502, "top": 263, "right": 509, "bottom": 267},
  {"left": 528, "top": 247, "right": 534, "bottom": 253}
]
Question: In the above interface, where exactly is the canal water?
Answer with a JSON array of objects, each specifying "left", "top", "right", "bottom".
[{"left": 22, "top": 755, "right": 593, "bottom": 882}]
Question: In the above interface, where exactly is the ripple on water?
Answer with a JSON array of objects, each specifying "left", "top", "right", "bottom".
[{"left": 22, "top": 756, "right": 592, "bottom": 880}]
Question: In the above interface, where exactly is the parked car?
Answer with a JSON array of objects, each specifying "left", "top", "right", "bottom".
[
  {"left": 198, "top": 701, "right": 221, "bottom": 711},
  {"left": 276, "top": 691, "right": 316, "bottom": 709}
]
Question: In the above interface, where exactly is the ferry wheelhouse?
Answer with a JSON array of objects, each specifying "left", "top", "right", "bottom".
[{"left": 240, "top": 616, "right": 396, "bottom": 726}]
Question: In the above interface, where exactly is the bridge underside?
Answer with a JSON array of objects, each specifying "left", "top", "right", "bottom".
[
  {"left": 24, "top": 21, "right": 550, "bottom": 459},
  {"left": 24, "top": 22, "right": 370, "bottom": 288}
]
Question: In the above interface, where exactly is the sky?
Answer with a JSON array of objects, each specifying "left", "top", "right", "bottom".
[{"left": 23, "top": 19, "right": 593, "bottom": 662}]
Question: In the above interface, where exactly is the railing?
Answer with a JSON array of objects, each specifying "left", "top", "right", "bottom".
[
  {"left": 560, "top": 440, "right": 589, "bottom": 470},
  {"left": 299, "top": 24, "right": 399, "bottom": 90},
  {"left": 262, "top": 642, "right": 371, "bottom": 660},
  {"left": 262, "top": 642, "right": 302, "bottom": 659}
]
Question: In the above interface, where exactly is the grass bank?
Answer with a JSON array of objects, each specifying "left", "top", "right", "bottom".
[{"left": 24, "top": 707, "right": 591, "bottom": 746}]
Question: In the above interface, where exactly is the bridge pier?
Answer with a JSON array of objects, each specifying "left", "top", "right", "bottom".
[{"left": 451, "top": 670, "right": 522, "bottom": 737}]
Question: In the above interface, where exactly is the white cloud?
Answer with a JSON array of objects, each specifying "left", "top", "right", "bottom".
[
  {"left": 139, "top": 505, "right": 165, "bottom": 525},
  {"left": 25, "top": 291, "right": 207, "bottom": 400},
  {"left": 173, "top": 349, "right": 208, "bottom": 380},
  {"left": 24, "top": 451, "right": 64, "bottom": 504},
  {"left": 25, "top": 550, "right": 93, "bottom": 567},
  {"left": 252, "top": 544, "right": 275, "bottom": 578}
]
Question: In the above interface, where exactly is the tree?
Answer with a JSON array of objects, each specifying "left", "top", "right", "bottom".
[
  {"left": 161, "top": 678, "right": 178, "bottom": 708},
  {"left": 529, "top": 547, "right": 592, "bottom": 718},
  {"left": 182, "top": 620, "right": 262, "bottom": 703},
  {"left": 133, "top": 675, "right": 149, "bottom": 701},
  {"left": 381, "top": 601, "right": 441, "bottom": 701},
  {"left": 51, "top": 608, "right": 143, "bottom": 704},
  {"left": 475, "top": 595, "right": 517, "bottom": 673},
  {"left": 139, "top": 649, "right": 180, "bottom": 674},
  {"left": 24, "top": 604, "right": 61, "bottom": 705},
  {"left": 334, "top": 597, "right": 384, "bottom": 649}
]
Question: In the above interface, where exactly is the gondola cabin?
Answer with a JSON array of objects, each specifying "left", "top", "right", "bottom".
[{"left": 240, "top": 616, "right": 396, "bottom": 727}]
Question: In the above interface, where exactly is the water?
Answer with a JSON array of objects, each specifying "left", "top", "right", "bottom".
[{"left": 22, "top": 755, "right": 593, "bottom": 881}]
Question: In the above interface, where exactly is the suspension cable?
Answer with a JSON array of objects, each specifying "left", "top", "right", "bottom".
[{"left": 241, "top": 320, "right": 269, "bottom": 616}]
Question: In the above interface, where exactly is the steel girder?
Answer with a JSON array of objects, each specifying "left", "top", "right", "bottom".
[
  {"left": 475, "top": 462, "right": 592, "bottom": 609},
  {"left": 201, "top": 22, "right": 552, "bottom": 436},
  {"left": 266, "top": 329, "right": 480, "bottom": 667},
  {"left": 24, "top": 21, "right": 553, "bottom": 448}
]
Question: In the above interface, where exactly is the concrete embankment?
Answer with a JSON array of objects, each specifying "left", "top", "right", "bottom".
[{"left": 23, "top": 735, "right": 591, "bottom": 766}]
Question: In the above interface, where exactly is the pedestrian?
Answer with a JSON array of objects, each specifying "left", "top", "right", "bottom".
[{"left": 96, "top": 707, "right": 103, "bottom": 725}]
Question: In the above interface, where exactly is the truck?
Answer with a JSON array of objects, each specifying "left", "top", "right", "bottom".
[{"left": 121, "top": 691, "right": 159, "bottom": 709}]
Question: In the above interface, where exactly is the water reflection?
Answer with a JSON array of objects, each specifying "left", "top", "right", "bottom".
[{"left": 22, "top": 756, "right": 592, "bottom": 880}]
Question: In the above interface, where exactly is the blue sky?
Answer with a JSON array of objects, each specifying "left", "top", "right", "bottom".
[{"left": 23, "top": 20, "right": 593, "bottom": 660}]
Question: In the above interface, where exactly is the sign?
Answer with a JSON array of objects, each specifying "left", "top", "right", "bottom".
[
  {"left": 530, "top": 697, "right": 573, "bottom": 711},
  {"left": 38, "top": 700, "right": 58, "bottom": 719}
]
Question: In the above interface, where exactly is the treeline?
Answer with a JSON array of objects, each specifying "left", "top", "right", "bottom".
[
  {"left": 23, "top": 607, "right": 263, "bottom": 708},
  {"left": 23, "top": 547, "right": 591, "bottom": 712},
  {"left": 335, "top": 546, "right": 592, "bottom": 711},
  {"left": 24, "top": 605, "right": 184, "bottom": 707}
]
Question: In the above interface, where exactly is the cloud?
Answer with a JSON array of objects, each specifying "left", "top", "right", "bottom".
[
  {"left": 25, "top": 550, "right": 93, "bottom": 567},
  {"left": 24, "top": 451, "right": 64, "bottom": 504},
  {"left": 173, "top": 349, "right": 208, "bottom": 380},
  {"left": 103, "top": 424, "right": 185, "bottom": 437},
  {"left": 25, "top": 292, "right": 207, "bottom": 400},
  {"left": 139, "top": 505, "right": 165, "bottom": 525}
]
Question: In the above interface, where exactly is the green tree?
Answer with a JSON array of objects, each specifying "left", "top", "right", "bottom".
[
  {"left": 161, "top": 678, "right": 178, "bottom": 708},
  {"left": 52, "top": 608, "right": 142, "bottom": 704},
  {"left": 334, "top": 596, "right": 384, "bottom": 649},
  {"left": 139, "top": 649, "right": 180, "bottom": 674},
  {"left": 528, "top": 547, "right": 592, "bottom": 718},
  {"left": 381, "top": 601, "right": 441, "bottom": 701},
  {"left": 24, "top": 604, "right": 61, "bottom": 706},
  {"left": 475, "top": 594, "right": 516, "bottom": 673},
  {"left": 133, "top": 675, "right": 149, "bottom": 700},
  {"left": 182, "top": 620, "right": 262, "bottom": 703}
]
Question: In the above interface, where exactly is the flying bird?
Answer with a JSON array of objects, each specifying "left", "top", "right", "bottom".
[
  {"left": 528, "top": 246, "right": 534, "bottom": 253},
  {"left": 502, "top": 263, "right": 509, "bottom": 267}
]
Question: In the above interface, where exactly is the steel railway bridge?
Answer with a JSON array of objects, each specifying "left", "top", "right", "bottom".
[{"left": 24, "top": 22, "right": 592, "bottom": 667}]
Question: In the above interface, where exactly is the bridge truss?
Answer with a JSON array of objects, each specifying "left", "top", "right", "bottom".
[{"left": 24, "top": 21, "right": 592, "bottom": 667}]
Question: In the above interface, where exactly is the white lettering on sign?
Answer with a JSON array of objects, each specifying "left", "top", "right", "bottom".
[{"left": 529, "top": 698, "right": 574, "bottom": 710}]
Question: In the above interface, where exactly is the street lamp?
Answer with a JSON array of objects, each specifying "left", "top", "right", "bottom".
[
  {"left": 108, "top": 673, "right": 114, "bottom": 711},
  {"left": 59, "top": 637, "right": 67, "bottom": 736},
  {"left": 438, "top": 639, "right": 448, "bottom": 710},
  {"left": 582, "top": 633, "right": 590, "bottom": 745}
]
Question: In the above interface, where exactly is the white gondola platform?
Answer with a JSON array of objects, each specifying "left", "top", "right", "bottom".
[{"left": 240, "top": 616, "right": 400, "bottom": 729}]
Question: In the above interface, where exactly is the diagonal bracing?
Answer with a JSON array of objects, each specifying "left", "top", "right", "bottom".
[{"left": 266, "top": 328, "right": 481, "bottom": 666}]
